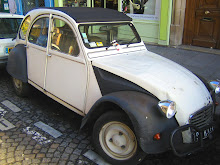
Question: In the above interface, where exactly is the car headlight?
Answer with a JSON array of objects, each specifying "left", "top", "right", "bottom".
[
  {"left": 158, "top": 100, "right": 176, "bottom": 119},
  {"left": 209, "top": 80, "right": 220, "bottom": 96}
]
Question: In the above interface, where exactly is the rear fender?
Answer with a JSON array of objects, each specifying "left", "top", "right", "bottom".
[{"left": 6, "top": 44, "right": 28, "bottom": 82}]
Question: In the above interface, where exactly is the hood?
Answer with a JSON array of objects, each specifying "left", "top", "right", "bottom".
[{"left": 92, "top": 50, "right": 212, "bottom": 126}]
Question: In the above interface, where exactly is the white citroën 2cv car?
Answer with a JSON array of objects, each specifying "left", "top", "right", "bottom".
[{"left": 7, "top": 7, "right": 219, "bottom": 165}]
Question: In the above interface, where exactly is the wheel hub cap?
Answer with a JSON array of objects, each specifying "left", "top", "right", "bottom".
[{"left": 99, "top": 121, "right": 137, "bottom": 160}]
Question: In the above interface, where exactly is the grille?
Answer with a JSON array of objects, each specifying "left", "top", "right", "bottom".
[{"left": 189, "top": 105, "right": 213, "bottom": 129}]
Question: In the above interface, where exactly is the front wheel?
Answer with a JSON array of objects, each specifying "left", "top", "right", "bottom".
[
  {"left": 92, "top": 111, "right": 146, "bottom": 165},
  {"left": 12, "top": 77, "right": 29, "bottom": 97}
]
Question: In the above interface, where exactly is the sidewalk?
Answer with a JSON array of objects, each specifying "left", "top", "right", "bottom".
[
  {"left": 146, "top": 44, "right": 220, "bottom": 119},
  {"left": 146, "top": 44, "right": 220, "bottom": 80}
]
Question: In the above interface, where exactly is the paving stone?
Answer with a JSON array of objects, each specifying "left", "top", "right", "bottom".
[
  {"left": 7, "top": 152, "right": 14, "bottom": 158},
  {"left": 61, "top": 153, "right": 70, "bottom": 160},
  {"left": 0, "top": 153, "right": 6, "bottom": 160},
  {"left": 54, "top": 151, "right": 61, "bottom": 158},
  {"left": 0, "top": 160, "right": 7, "bottom": 164},
  {"left": 0, "top": 148, "right": 7, "bottom": 154},
  {"left": 46, "top": 153, "right": 53, "bottom": 158},
  {"left": 24, "top": 154, "right": 35, "bottom": 159},
  {"left": 32, "top": 158, "right": 41, "bottom": 164},
  {"left": 51, "top": 158, "right": 59, "bottom": 163},
  {"left": 57, "top": 146, "right": 65, "bottom": 152},
  {"left": 7, "top": 157, "right": 15, "bottom": 163},
  {"left": 73, "top": 149, "right": 82, "bottom": 156},
  {"left": 12, "top": 143, "right": 19, "bottom": 147},
  {"left": 65, "top": 147, "right": 74, "bottom": 154},
  {"left": 58, "top": 160, "right": 67, "bottom": 165},
  {"left": 40, "top": 148, "right": 48, "bottom": 153},
  {"left": 50, "top": 143, "right": 59, "bottom": 149},
  {"left": 0, "top": 132, "right": 5, "bottom": 136},
  {"left": 78, "top": 143, "right": 87, "bottom": 149},
  {"left": 17, "top": 145, "right": 26, "bottom": 151},
  {"left": 15, "top": 156, "right": 24, "bottom": 161},
  {"left": 2, "top": 135, "right": 9, "bottom": 140},
  {"left": 33, "top": 149, "right": 40, "bottom": 154},
  {"left": 36, "top": 153, "right": 45, "bottom": 158},
  {"left": 15, "top": 138, "right": 23, "bottom": 142},
  {"left": 69, "top": 154, "right": 79, "bottom": 162},
  {"left": 7, "top": 139, "right": 14, "bottom": 143},
  {"left": 22, "top": 159, "right": 32, "bottom": 165},
  {"left": 48, "top": 148, "right": 56, "bottom": 153},
  {"left": 19, "top": 134, "right": 27, "bottom": 138},
  {"left": 42, "top": 158, "right": 51, "bottom": 163}
]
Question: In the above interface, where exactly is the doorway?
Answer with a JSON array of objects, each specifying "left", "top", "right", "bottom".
[{"left": 183, "top": 0, "right": 220, "bottom": 49}]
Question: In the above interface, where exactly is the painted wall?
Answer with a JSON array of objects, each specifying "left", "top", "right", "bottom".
[{"left": 133, "top": 0, "right": 172, "bottom": 45}]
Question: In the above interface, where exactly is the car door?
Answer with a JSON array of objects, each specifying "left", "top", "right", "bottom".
[
  {"left": 45, "top": 16, "right": 87, "bottom": 112},
  {"left": 26, "top": 15, "right": 49, "bottom": 88}
]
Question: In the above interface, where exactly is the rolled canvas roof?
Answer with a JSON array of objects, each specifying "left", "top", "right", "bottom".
[{"left": 42, "top": 7, "right": 132, "bottom": 23}]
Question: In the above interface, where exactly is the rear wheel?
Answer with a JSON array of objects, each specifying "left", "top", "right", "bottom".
[
  {"left": 12, "top": 77, "right": 29, "bottom": 97},
  {"left": 92, "top": 111, "right": 146, "bottom": 165}
]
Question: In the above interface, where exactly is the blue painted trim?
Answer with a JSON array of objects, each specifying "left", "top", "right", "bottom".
[
  {"left": 45, "top": 0, "right": 54, "bottom": 7},
  {"left": 16, "top": 0, "right": 23, "bottom": 15}
]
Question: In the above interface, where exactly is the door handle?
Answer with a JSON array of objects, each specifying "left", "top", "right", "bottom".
[
  {"left": 47, "top": 54, "right": 52, "bottom": 57},
  {"left": 24, "top": 45, "right": 29, "bottom": 48}
]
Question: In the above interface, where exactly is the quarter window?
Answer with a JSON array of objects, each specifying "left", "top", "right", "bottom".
[
  {"left": 19, "top": 16, "right": 31, "bottom": 40},
  {"left": 28, "top": 17, "right": 49, "bottom": 47},
  {"left": 51, "top": 19, "right": 79, "bottom": 56}
]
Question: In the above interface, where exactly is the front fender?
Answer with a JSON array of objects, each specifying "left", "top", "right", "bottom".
[
  {"left": 81, "top": 91, "right": 179, "bottom": 154},
  {"left": 6, "top": 44, "right": 27, "bottom": 82}
]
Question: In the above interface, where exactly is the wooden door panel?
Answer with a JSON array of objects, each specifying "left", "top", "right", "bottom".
[
  {"left": 198, "top": 0, "right": 220, "bottom": 9},
  {"left": 183, "top": 0, "right": 220, "bottom": 49}
]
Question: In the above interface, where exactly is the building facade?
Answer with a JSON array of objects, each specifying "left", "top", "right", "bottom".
[{"left": 2, "top": 0, "right": 219, "bottom": 49}]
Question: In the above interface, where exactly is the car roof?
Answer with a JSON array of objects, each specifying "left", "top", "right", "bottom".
[
  {"left": 0, "top": 12, "right": 24, "bottom": 18},
  {"left": 35, "top": 7, "right": 132, "bottom": 23}
]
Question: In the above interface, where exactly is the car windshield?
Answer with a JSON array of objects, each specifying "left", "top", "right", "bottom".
[
  {"left": 0, "top": 18, "right": 23, "bottom": 39},
  {"left": 79, "top": 23, "right": 141, "bottom": 49}
]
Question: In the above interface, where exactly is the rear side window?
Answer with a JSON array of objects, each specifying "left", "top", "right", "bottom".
[
  {"left": 51, "top": 18, "right": 79, "bottom": 56},
  {"left": 19, "top": 16, "right": 31, "bottom": 40},
  {"left": 28, "top": 17, "right": 49, "bottom": 47}
]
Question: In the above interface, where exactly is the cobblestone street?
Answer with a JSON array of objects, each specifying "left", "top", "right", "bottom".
[{"left": 0, "top": 45, "right": 220, "bottom": 165}]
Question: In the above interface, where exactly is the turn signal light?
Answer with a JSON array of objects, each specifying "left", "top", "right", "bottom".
[
  {"left": 153, "top": 133, "right": 161, "bottom": 140},
  {"left": 215, "top": 102, "right": 219, "bottom": 106}
]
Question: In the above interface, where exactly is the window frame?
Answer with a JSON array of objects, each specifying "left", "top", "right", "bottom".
[
  {"left": 27, "top": 16, "right": 50, "bottom": 48},
  {"left": 19, "top": 15, "right": 31, "bottom": 40},
  {"left": 49, "top": 15, "right": 80, "bottom": 57},
  {"left": 78, "top": 22, "right": 141, "bottom": 49}
]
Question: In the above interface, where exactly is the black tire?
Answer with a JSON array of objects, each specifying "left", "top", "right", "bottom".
[
  {"left": 92, "top": 111, "right": 146, "bottom": 165},
  {"left": 12, "top": 77, "right": 29, "bottom": 97}
]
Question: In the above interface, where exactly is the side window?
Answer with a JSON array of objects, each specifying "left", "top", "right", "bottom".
[
  {"left": 19, "top": 16, "right": 31, "bottom": 40},
  {"left": 51, "top": 19, "right": 79, "bottom": 56},
  {"left": 28, "top": 17, "right": 49, "bottom": 47}
]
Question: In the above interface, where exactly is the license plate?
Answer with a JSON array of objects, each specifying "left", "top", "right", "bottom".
[
  {"left": 192, "top": 126, "right": 214, "bottom": 142},
  {"left": 6, "top": 47, "right": 13, "bottom": 54}
]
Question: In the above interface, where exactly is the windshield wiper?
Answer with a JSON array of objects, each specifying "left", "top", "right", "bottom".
[{"left": 126, "top": 37, "right": 136, "bottom": 47}]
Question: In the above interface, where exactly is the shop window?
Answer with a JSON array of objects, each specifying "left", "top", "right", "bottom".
[
  {"left": 22, "top": 0, "right": 45, "bottom": 15},
  {"left": 28, "top": 17, "right": 49, "bottom": 47},
  {"left": 122, "top": 0, "right": 161, "bottom": 20},
  {"left": 63, "top": 0, "right": 87, "bottom": 7},
  {"left": 19, "top": 16, "right": 31, "bottom": 40},
  {"left": 51, "top": 19, "right": 79, "bottom": 56},
  {"left": 94, "top": 0, "right": 118, "bottom": 10}
]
